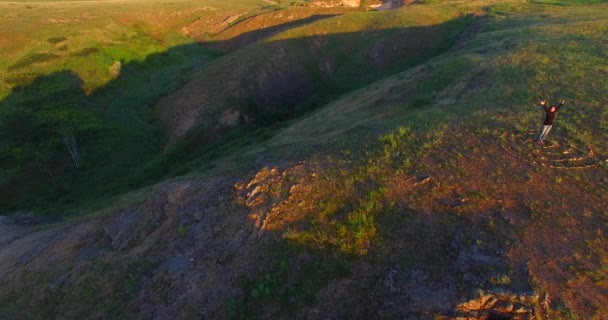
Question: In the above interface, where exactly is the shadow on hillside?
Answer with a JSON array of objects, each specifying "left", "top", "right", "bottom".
[
  {"left": 0, "top": 13, "right": 472, "bottom": 214},
  {"left": 201, "top": 13, "right": 342, "bottom": 52},
  {"left": 4, "top": 6, "right": 608, "bottom": 319}
]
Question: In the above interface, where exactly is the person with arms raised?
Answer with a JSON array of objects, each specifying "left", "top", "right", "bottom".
[{"left": 537, "top": 99, "right": 566, "bottom": 144}]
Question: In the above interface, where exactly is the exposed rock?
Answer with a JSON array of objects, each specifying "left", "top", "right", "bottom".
[
  {"left": 104, "top": 210, "right": 135, "bottom": 237},
  {"left": 103, "top": 210, "right": 139, "bottom": 249},
  {"left": 415, "top": 175, "right": 431, "bottom": 185},
  {"left": 370, "top": 0, "right": 408, "bottom": 11},
  {"left": 459, "top": 293, "right": 498, "bottom": 311},
  {"left": 223, "top": 13, "right": 244, "bottom": 25},
  {"left": 457, "top": 290, "right": 538, "bottom": 320},
  {"left": 309, "top": 0, "right": 361, "bottom": 7}
]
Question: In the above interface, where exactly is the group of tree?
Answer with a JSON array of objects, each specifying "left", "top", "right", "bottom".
[{"left": 0, "top": 72, "right": 102, "bottom": 195}]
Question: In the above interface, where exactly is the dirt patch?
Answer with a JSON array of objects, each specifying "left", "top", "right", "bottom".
[
  {"left": 404, "top": 119, "right": 608, "bottom": 318},
  {"left": 501, "top": 129, "right": 607, "bottom": 170}
]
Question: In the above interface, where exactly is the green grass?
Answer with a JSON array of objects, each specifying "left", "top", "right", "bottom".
[
  {"left": 226, "top": 2, "right": 608, "bottom": 317},
  {"left": 0, "top": 42, "right": 218, "bottom": 213},
  {"left": 0, "top": 0, "right": 264, "bottom": 213},
  {"left": 0, "top": 257, "right": 161, "bottom": 319},
  {"left": 0, "top": 0, "right": 277, "bottom": 99},
  {"left": 155, "top": 2, "right": 475, "bottom": 167},
  {"left": 1, "top": 1, "right": 608, "bottom": 317},
  {"left": 231, "top": 243, "right": 353, "bottom": 319},
  {"left": 0, "top": 0, "right": 476, "bottom": 215},
  {"left": 270, "top": 1, "right": 608, "bottom": 154}
]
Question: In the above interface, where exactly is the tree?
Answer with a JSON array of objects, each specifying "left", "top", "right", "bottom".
[
  {"left": 37, "top": 105, "right": 102, "bottom": 169},
  {"left": 0, "top": 71, "right": 102, "bottom": 175}
]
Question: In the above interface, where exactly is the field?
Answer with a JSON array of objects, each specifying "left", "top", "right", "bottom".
[{"left": 1, "top": 0, "right": 608, "bottom": 319}]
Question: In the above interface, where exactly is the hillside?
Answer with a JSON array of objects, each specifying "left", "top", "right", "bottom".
[
  {"left": 1, "top": 0, "right": 608, "bottom": 319},
  {"left": 157, "top": 3, "right": 470, "bottom": 144},
  {"left": 0, "top": 0, "right": 419, "bottom": 213}
]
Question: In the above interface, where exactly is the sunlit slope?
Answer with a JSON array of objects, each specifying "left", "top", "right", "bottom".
[
  {"left": 157, "top": 4, "right": 472, "bottom": 143},
  {"left": 0, "top": 0, "right": 274, "bottom": 97},
  {"left": 0, "top": 0, "right": 284, "bottom": 212},
  {"left": 251, "top": 1, "right": 608, "bottom": 318},
  {"left": 270, "top": 1, "right": 608, "bottom": 154},
  {"left": 186, "top": 6, "right": 360, "bottom": 52}
]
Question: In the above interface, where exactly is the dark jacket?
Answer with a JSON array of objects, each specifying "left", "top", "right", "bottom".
[{"left": 543, "top": 102, "right": 564, "bottom": 125}]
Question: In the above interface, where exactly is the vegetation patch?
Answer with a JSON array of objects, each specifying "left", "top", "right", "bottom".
[
  {"left": 232, "top": 245, "right": 352, "bottom": 318},
  {"left": 47, "top": 36, "right": 67, "bottom": 44},
  {"left": 7, "top": 52, "right": 60, "bottom": 71},
  {"left": 71, "top": 47, "right": 100, "bottom": 57}
]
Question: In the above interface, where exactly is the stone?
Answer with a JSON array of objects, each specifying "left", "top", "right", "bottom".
[{"left": 415, "top": 175, "right": 431, "bottom": 185}]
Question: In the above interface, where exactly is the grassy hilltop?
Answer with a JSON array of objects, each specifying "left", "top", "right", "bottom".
[{"left": 1, "top": 0, "right": 608, "bottom": 319}]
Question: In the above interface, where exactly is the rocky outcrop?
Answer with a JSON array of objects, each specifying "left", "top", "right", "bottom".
[
  {"left": 309, "top": 0, "right": 362, "bottom": 7},
  {"left": 370, "top": 0, "right": 408, "bottom": 11}
]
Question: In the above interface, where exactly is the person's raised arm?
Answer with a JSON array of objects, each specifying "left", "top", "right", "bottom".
[{"left": 557, "top": 99, "right": 566, "bottom": 109}]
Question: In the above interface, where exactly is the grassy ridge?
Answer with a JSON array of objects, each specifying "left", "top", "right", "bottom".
[
  {"left": 227, "top": 1, "right": 608, "bottom": 317},
  {"left": 70, "top": 1, "right": 604, "bottom": 317},
  {"left": 268, "top": 0, "right": 608, "bottom": 153}
]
